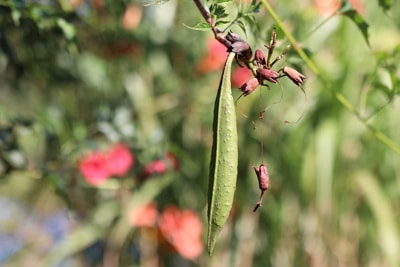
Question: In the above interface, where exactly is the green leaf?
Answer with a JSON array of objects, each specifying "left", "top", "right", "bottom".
[
  {"left": 378, "top": 0, "right": 392, "bottom": 12},
  {"left": 207, "top": 52, "right": 238, "bottom": 256},
  {"left": 251, "top": 1, "right": 262, "bottom": 13},
  {"left": 213, "top": 5, "right": 228, "bottom": 17},
  {"left": 56, "top": 18, "right": 76, "bottom": 41},
  {"left": 183, "top": 22, "right": 211, "bottom": 31},
  {"left": 337, "top": 1, "right": 370, "bottom": 46},
  {"left": 215, "top": 0, "right": 233, "bottom": 3}
]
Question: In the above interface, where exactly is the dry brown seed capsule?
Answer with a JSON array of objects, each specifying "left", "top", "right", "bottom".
[
  {"left": 254, "top": 49, "right": 266, "bottom": 66},
  {"left": 239, "top": 77, "right": 259, "bottom": 96},
  {"left": 257, "top": 68, "right": 280, "bottom": 84},
  {"left": 282, "top": 66, "right": 306, "bottom": 86},
  {"left": 226, "top": 31, "right": 253, "bottom": 64},
  {"left": 253, "top": 164, "right": 269, "bottom": 212},
  {"left": 225, "top": 31, "right": 246, "bottom": 44}
]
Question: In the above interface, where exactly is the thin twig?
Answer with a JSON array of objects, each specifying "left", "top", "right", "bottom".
[{"left": 193, "top": 0, "right": 231, "bottom": 48}]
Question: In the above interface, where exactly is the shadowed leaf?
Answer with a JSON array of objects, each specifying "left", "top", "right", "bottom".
[{"left": 337, "top": 1, "right": 370, "bottom": 46}]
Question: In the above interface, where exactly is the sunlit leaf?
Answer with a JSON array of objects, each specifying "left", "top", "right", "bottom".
[
  {"left": 215, "top": 20, "right": 231, "bottom": 27},
  {"left": 56, "top": 18, "right": 76, "bottom": 41},
  {"left": 183, "top": 22, "right": 211, "bottom": 31}
]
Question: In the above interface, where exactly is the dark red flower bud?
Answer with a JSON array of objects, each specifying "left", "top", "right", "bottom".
[
  {"left": 226, "top": 31, "right": 244, "bottom": 43},
  {"left": 254, "top": 164, "right": 269, "bottom": 191},
  {"left": 253, "top": 164, "right": 269, "bottom": 212},
  {"left": 226, "top": 31, "right": 253, "bottom": 63},
  {"left": 141, "top": 160, "right": 167, "bottom": 179},
  {"left": 282, "top": 66, "right": 306, "bottom": 86},
  {"left": 257, "top": 68, "right": 280, "bottom": 84},
  {"left": 239, "top": 77, "right": 259, "bottom": 96},
  {"left": 254, "top": 49, "right": 266, "bottom": 66}
]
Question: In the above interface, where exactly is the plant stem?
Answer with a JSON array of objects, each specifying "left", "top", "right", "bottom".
[{"left": 192, "top": 0, "right": 231, "bottom": 48}]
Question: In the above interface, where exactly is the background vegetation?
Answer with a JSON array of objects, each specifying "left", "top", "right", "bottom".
[{"left": 0, "top": 0, "right": 400, "bottom": 266}]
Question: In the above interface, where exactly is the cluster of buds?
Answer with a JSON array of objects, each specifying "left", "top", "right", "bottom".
[
  {"left": 223, "top": 30, "right": 307, "bottom": 212},
  {"left": 226, "top": 31, "right": 253, "bottom": 66},
  {"left": 225, "top": 29, "right": 306, "bottom": 97}
]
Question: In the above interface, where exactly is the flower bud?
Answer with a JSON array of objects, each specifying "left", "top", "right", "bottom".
[
  {"left": 239, "top": 77, "right": 259, "bottom": 96},
  {"left": 254, "top": 164, "right": 269, "bottom": 191},
  {"left": 254, "top": 49, "right": 266, "bottom": 66},
  {"left": 257, "top": 68, "right": 280, "bottom": 84},
  {"left": 226, "top": 31, "right": 253, "bottom": 63},
  {"left": 282, "top": 66, "right": 306, "bottom": 86},
  {"left": 253, "top": 163, "right": 270, "bottom": 212}
]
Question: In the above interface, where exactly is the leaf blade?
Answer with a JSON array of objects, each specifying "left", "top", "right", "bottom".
[{"left": 337, "top": 1, "right": 370, "bottom": 46}]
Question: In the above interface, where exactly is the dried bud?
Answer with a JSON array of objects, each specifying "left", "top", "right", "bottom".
[
  {"left": 226, "top": 31, "right": 244, "bottom": 43},
  {"left": 254, "top": 164, "right": 269, "bottom": 191},
  {"left": 257, "top": 68, "right": 280, "bottom": 84},
  {"left": 254, "top": 49, "right": 266, "bottom": 66},
  {"left": 253, "top": 164, "right": 269, "bottom": 212},
  {"left": 226, "top": 31, "right": 253, "bottom": 63},
  {"left": 239, "top": 77, "right": 259, "bottom": 96},
  {"left": 282, "top": 66, "right": 306, "bottom": 86}
]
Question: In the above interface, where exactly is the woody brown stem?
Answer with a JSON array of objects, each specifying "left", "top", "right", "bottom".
[{"left": 193, "top": 0, "right": 231, "bottom": 48}]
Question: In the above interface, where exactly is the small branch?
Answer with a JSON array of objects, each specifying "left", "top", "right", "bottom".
[{"left": 193, "top": 0, "right": 231, "bottom": 48}]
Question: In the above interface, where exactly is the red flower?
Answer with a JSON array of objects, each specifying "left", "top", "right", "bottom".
[
  {"left": 158, "top": 206, "right": 203, "bottom": 260},
  {"left": 106, "top": 143, "right": 134, "bottom": 177},
  {"left": 79, "top": 143, "right": 134, "bottom": 185},
  {"left": 140, "top": 152, "right": 179, "bottom": 179},
  {"left": 196, "top": 37, "right": 228, "bottom": 74},
  {"left": 232, "top": 67, "right": 253, "bottom": 88},
  {"left": 143, "top": 160, "right": 167, "bottom": 177},
  {"left": 79, "top": 151, "right": 110, "bottom": 185},
  {"left": 128, "top": 202, "right": 158, "bottom": 227}
]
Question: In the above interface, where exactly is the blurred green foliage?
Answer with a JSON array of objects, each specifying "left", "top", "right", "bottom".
[{"left": 0, "top": 0, "right": 400, "bottom": 266}]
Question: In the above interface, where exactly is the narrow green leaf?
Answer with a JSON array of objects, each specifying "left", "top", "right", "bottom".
[
  {"left": 215, "top": 0, "right": 233, "bottom": 3},
  {"left": 337, "top": 1, "right": 370, "bottom": 46},
  {"left": 183, "top": 22, "right": 211, "bottom": 31},
  {"left": 207, "top": 52, "right": 238, "bottom": 256}
]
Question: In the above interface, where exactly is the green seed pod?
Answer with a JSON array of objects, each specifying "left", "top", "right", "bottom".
[{"left": 207, "top": 52, "right": 238, "bottom": 256}]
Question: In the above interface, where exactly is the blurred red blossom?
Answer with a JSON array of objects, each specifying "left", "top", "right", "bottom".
[
  {"left": 106, "top": 143, "right": 134, "bottom": 176},
  {"left": 122, "top": 4, "right": 142, "bottom": 30},
  {"left": 143, "top": 160, "right": 167, "bottom": 177},
  {"left": 196, "top": 37, "right": 228, "bottom": 74},
  {"left": 79, "top": 143, "right": 134, "bottom": 185},
  {"left": 314, "top": 0, "right": 364, "bottom": 15},
  {"left": 141, "top": 152, "right": 179, "bottom": 178},
  {"left": 128, "top": 202, "right": 158, "bottom": 227},
  {"left": 232, "top": 66, "right": 253, "bottom": 88},
  {"left": 158, "top": 206, "right": 203, "bottom": 260},
  {"left": 79, "top": 151, "right": 110, "bottom": 185}
]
